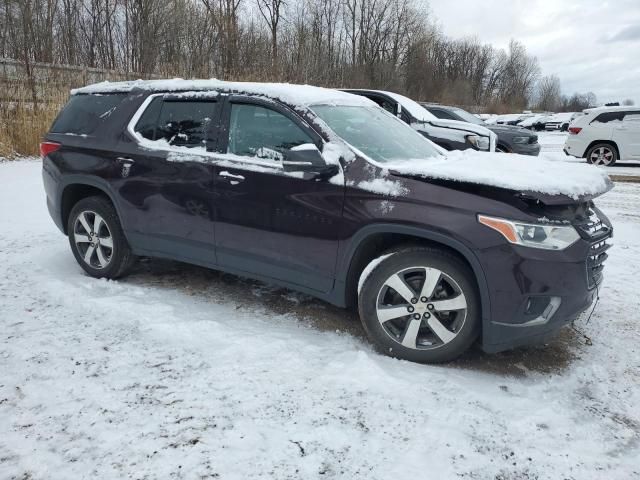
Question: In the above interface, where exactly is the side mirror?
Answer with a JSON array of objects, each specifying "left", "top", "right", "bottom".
[{"left": 283, "top": 144, "right": 339, "bottom": 179}]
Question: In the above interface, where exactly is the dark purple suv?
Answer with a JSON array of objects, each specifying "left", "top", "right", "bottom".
[{"left": 41, "top": 80, "right": 613, "bottom": 363}]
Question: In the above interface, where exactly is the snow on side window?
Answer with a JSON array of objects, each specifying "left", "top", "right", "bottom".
[
  {"left": 227, "top": 103, "right": 313, "bottom": 162},
  {"left": 134, "top": 98, "right": 216, "bottom": 148},
  {"left": 623, "top": 113, "right": 640, "bottom": 123}
]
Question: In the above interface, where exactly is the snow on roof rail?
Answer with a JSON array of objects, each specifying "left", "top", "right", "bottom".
[
  {"left": 71, "top": 79, "right": 375, "bottom": 108},
  {"left": 584, "top": 105, "right": 638, "bottom": 113}
]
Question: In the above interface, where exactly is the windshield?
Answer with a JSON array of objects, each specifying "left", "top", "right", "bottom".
[
  {"left": 311, "top": 105, "right": 442, "bottom": 163},
  {"left": 450, "top": 107, "right": 485, "bottom": 125}
]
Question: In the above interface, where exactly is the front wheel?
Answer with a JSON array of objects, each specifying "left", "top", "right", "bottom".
[
  {"left": 358, "top": 247, "right": 480, "bottom": 363},
  {"left": 67, "top": 196, "right": 135, "bottom": 279},
  {"left": 586, "top": 143, "right": 617, "bottom": 166}
]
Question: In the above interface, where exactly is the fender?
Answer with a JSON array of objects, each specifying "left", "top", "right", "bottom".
[
  {"left": 57, "top": 174, "right": 126, "bottom": 235},
  {"left": 333, "top": 223, "right": 491, "bottom": 329}
]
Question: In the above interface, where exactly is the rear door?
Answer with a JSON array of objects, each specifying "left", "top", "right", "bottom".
[
  {"left": 210, "top": 96, "right": 344, "bottom": 292},
  {"left": 112, "top": 93, "right": 220, "bottom": 265},
  {"left": 612, "top": 111, "right": 640, "bottom": 159}
]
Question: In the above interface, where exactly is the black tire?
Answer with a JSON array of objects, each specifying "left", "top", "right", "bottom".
[
  {"left": 586, "top": 143, "right": 618, "bottom": 166},
  {"left": 496, "top": 144, "right": 511, "bottom": 153},
  {"left": 67, "top": 196, "right": 135, "bottom": 279},
  {"left": 358, "top": 247, "right": 480, "bottom": 363}
]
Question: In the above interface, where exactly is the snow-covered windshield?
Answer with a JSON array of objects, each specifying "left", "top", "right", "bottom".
[
  {"left": 311, "top": 105, "right": 442, "bottom": 163},
  {"left": 450, "top": 108, "right": 485, "bottom": 125}
]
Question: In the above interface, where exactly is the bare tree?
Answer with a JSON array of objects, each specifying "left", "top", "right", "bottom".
[
  {"left": 256, "top": 0, "right": 285, "bottom": 71},
  {"left": 535, "top": 75, "right": 562, "bottom": 111}
]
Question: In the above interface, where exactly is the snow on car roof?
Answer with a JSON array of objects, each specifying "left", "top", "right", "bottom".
[
  {"left": 584, "top": 105, "right": 639, "bottom": 113},
  {"left": 71, "top": 79, "right": 375, "bottom": 108},
  {"left": 371, "top": 90, "right": 437, "bottom": 122}
]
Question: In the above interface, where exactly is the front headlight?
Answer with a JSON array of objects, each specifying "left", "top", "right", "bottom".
[
  {"left": 478, "top": 215, "right": 580, "bottom": 250},
  {"left": 512, "top": 136, "right": 531, "bottom": 144},
  {"left": 466, "top": 134, "right": 490, "bottom": 151}
]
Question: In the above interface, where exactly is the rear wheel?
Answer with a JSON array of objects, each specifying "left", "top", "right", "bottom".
[
  {"left": 586, "top": 143, "right": 617, "bottom": 166},
  {"left": 358, "top": 247, "right": 480, "bottom": 363},
  {"left": 67, "top": 196, "right": 135, "bottom": 279}
]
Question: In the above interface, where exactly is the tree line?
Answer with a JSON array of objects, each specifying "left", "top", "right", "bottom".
[{"left": 1, "top": 0, "right": 598, "bottom": 112}]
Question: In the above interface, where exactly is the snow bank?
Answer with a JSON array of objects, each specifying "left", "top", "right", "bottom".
[
  {"left": 386, "top": 150, "right": 612, "bottom": 199},
  {"left": 72, "top": 79, "right": 374, "bottom": 109}
]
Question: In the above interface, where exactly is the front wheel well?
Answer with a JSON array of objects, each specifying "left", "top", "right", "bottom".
[
  {"left": 343, "top": 232, "right": 479, "bottom": 310},
  {"left": 583, "top": 140, "right": 620, "bottom": 159},
  {"left": 61, "top": 184, "right": 112, "bottom": 234}
]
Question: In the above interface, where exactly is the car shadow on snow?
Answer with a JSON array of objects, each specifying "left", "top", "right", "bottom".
[{"left": 127, "top": 258, "right": 584, "bottom": 378}]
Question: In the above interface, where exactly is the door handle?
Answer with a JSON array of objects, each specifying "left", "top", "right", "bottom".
[
  {"left": 218, "top": 171, "right": 245, "bottom": 184},
  {"left": 117, "top": 157, "right": 135, "bottom": 163}
]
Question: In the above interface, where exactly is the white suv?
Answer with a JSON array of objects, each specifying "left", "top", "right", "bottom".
[{"left": 564, "top": 106, "right": 640, "bottom": 166}]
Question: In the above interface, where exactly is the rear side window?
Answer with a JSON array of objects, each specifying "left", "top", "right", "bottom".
[
  {"left": 50, "top": 93, "right": 126, "bottom": 135},
  {"left": 430, "top": 109, "right": 456, "bottom": 120},
  {"left": 134, "top": 98, "right": 216, "bottom": 148},
  {"left": 591, "top": 111, "right": 625, "bottom": 124},
  {"left": 623, "top": 111, "right": 640, "bottom": 122}
]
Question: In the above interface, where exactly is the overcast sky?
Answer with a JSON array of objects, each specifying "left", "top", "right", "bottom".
[{"left": 429, "top": 0, "right": 640, "bottom": 105}]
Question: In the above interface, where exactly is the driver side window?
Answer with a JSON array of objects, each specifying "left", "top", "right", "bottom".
[{"left": 227, "top": 103, "right": 313, "bottom": 162}]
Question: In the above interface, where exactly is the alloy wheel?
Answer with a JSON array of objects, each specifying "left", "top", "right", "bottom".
[
  {"left": 375, "top": 266, "right": 467, "bottom": 350},
  {"left": 590, "top": 146, "right": 614, "bottom": 166},
  {"left": 73, "top": 210, "right": 114, "bottom": 269}
]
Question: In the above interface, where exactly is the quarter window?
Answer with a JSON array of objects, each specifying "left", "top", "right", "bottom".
[
  {"left": 227, "top": 104, "right": 313, "bottom": 160},
  {"left": 51, "top": 93, "right": 126, "bottom": 135},
  {"left": 134, "top": 98, "right": 216, "bottom": 148}
]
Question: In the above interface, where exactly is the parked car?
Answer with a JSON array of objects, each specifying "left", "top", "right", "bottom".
[
  {"left": 42, "top": 79, "right": 612, "bottom": 363},
  {"left": 517, "top": 114, "right": 551, "bottom": 131},
  {"left": 544, "top": 112, "right": 581, "bottom": 131},
  {"left": 422, "top": 104, "right": 541, "bottom": 156},
  {"left": 485, "top": 113, "right": 533, "bottom": 126},
  {"left": 564, "top": 106, "right": 640, "bottom": 165},
  {"left": 341, "top": 89, "right": 496, "bottom": 152}
]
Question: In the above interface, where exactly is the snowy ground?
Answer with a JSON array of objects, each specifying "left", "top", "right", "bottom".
[
  {"left": 538, "top": 131, "right": 640, "bottom": 177},
  {"left": 1, "top": 159, "right": 639, "bottom": 479}
]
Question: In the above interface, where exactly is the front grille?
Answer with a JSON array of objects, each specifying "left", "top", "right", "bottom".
[
  {"left": 574, "top": 209, "right": 612, "bottom": 288},
  {"left": 587, "top": 239, "right": 611, "bottom": 288}
]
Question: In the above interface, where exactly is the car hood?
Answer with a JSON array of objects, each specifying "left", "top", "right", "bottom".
[
  {"left": 385, "top": 150, "right": 613, "bottom": 204},
  {"left": 427, "top": 118, "right": 494, "bottom": 137}
]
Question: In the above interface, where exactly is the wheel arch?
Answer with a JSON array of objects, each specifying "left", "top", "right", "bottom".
[
  {"left": 59, "top": 176, "right": 122, "bottom": 235},
  {"left": 336, "top": 224, "right": 491, "bottom": 329},
  {"left": 583, "top": 140, "right": 620, "bottom": 160}
]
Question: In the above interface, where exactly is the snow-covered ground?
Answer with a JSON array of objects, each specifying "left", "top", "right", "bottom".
[
  {"left": 538, "top": 131, "right": 640, "bottom": 177},
  {"left": 1, "top": 159, "right": 639, "bottom": 479}
]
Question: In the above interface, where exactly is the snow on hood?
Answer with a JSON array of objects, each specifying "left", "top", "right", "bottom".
[
  {"left": 384, "top": 150, "right": 612, "bottom": 200},
  {"left": 71, "top": 79, "right": 375, "bottom": 108}
]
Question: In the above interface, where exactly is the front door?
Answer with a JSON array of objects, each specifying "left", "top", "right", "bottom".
[
  {"left": 211, "top": 97, "right": 344, "bottom": 292},
  {"left": 113, "top": 93, "right": 220, "bottom": 265}
]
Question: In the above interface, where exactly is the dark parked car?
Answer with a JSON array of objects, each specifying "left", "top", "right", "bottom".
[
  {"left": 423, "top": 104, "right": 541, "bottom": 156},
  {"left": 42, "top": 80, "right": 611, "bottom": 363},
  {"left": 342, "top": 89, "right": 497, "bottom": 152}
]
